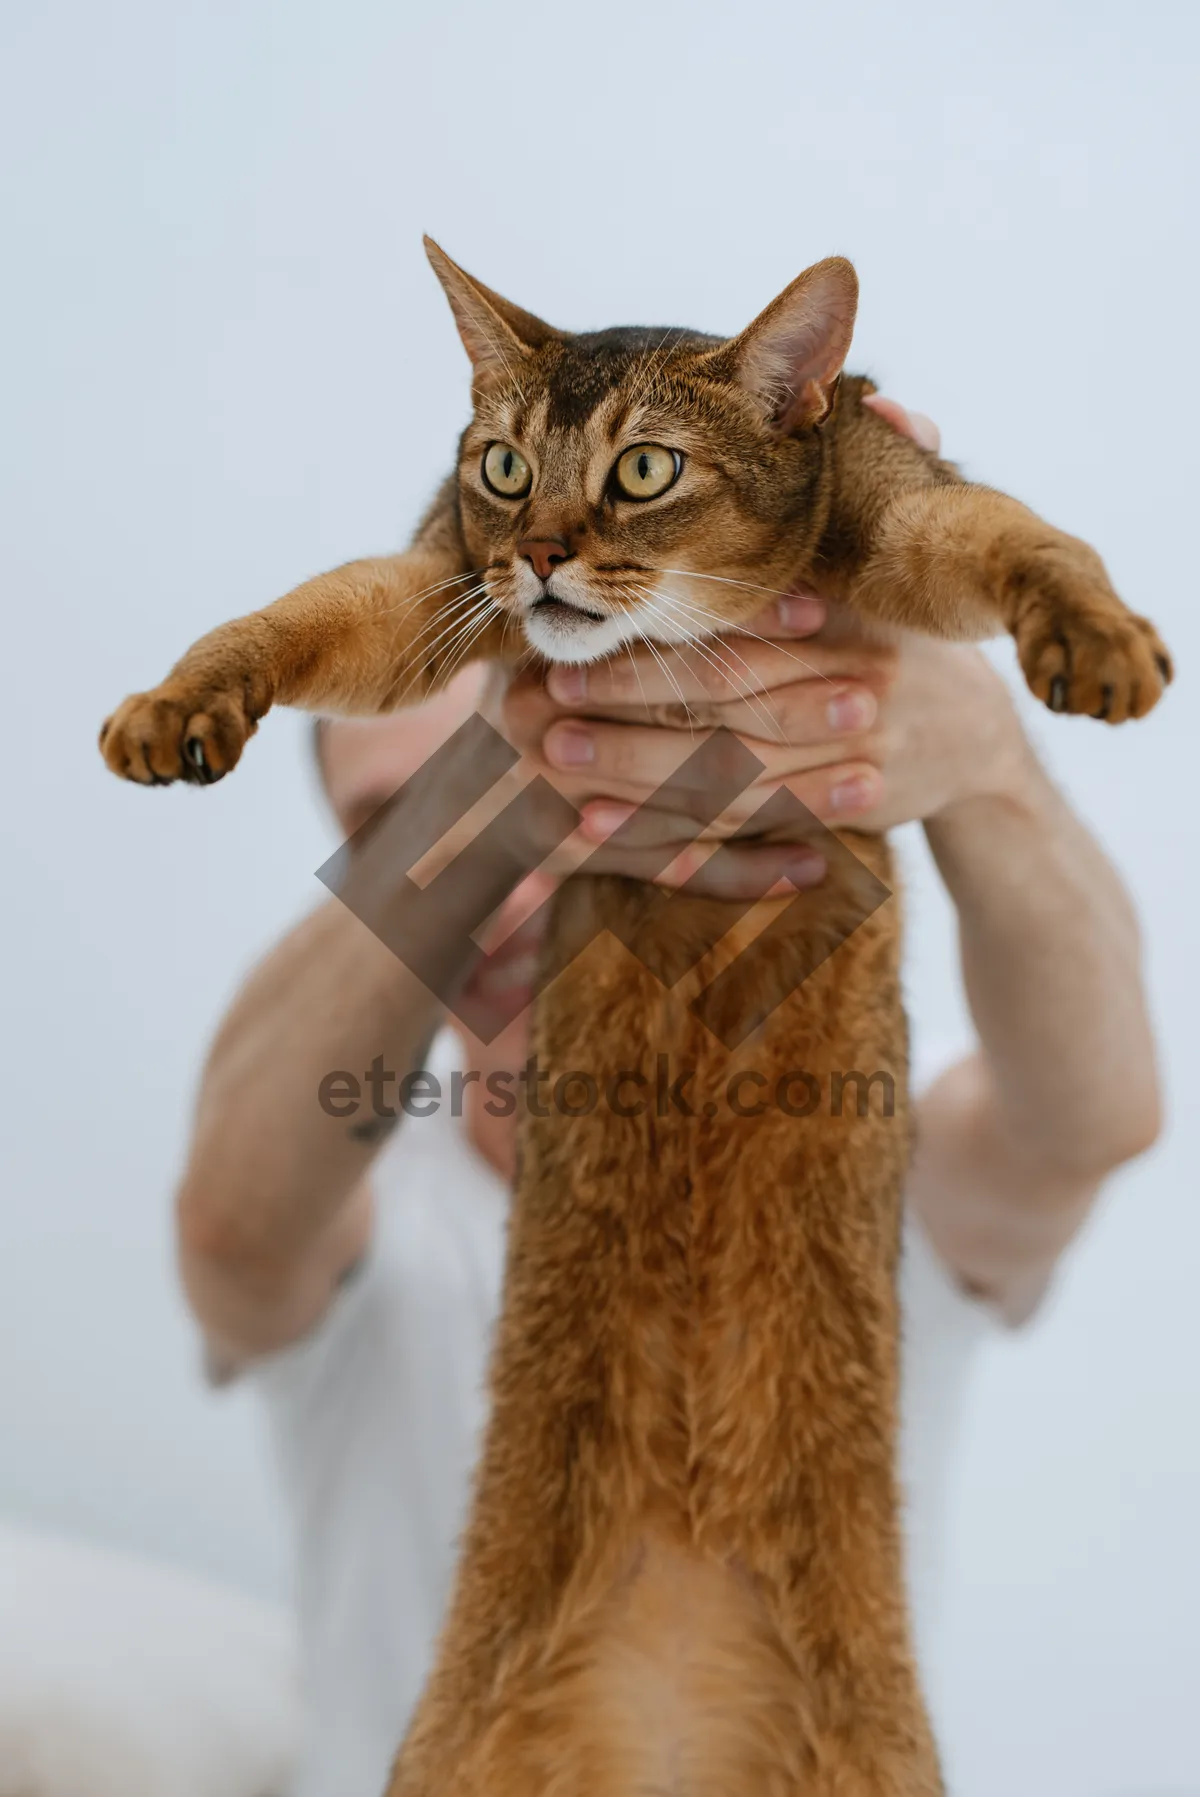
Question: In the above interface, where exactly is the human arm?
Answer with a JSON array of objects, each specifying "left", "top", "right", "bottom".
[
  {"left": 176, "top": 673, "right": 835, "bottom": 1367},
  {"left": 178, "top": 902, "right": 460, "bottom": 1369},
  {"left": 175, "top": 696, "right": 546, "bottom": 1365},
  {"left": 913, "top": 751, "right": 1161, "bottom": 1322}
]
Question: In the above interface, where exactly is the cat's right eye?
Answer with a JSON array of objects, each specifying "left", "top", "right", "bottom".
[{"left": 482, "top": 443, "right": 532, "bottom": 499}]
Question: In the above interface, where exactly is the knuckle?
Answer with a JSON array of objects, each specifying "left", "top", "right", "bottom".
[
  {"left": 647, "top": 701, "right": 695, "bottom": 732},
  {"left": 698, "top": 658, "right": 732, "bottom": 702},
  {"left": 754, "top": 692, "right": 786, "bottom": 737}
]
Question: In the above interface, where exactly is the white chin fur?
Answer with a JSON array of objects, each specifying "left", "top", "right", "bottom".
[{"left": 522, "top": 610, "right": 635, "bottom": 665}]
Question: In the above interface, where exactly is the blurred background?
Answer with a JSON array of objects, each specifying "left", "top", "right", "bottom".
[{"left": 1, "top": 2, "right": 1196, "bottom": 1792}]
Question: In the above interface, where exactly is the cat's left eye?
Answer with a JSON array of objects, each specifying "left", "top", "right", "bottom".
[
  {"left": 613, "top": 444, "right": 682, "bottom": 501},
  {"left": 482, "top": 442, "right": 532, "bottom": 498}
]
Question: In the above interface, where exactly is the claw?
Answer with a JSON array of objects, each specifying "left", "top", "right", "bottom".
[
  {"left": 1048, "top": 676, "right": 1068, "bottom": 712},
  {"left": 185, "top": 737, "right": 210, "bottom": 779}
]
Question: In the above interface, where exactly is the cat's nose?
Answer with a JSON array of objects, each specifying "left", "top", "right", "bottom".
[{"left": 517, "top": 537, "right": 573, "bottom": 581}]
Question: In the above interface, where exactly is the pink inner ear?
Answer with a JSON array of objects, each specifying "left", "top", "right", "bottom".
[{"left": 735, "top": 261, "right": 858, "bottom": 429}]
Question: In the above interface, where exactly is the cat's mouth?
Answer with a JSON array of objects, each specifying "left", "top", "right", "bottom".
[
  {"left": 522, "top": 589, "right": 626, "bottom": 665},
  {"left": 513, "top": 566, "right": 635, "bottom": 665},
  {"left": 532, "top": 594, "right": 606, "bottom": 626}
]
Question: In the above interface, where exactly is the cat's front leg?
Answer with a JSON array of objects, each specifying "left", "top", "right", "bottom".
[
  {"left": 100, "top": 542, "right": 504, "bottom": 786},
  {"left": 851, "top": 483, "right": 1172, "bottom": 722}
]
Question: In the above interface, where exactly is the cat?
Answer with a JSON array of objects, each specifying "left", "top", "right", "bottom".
[{"left": 100, "top": 240, "right": 1171, "bottom": 1797}]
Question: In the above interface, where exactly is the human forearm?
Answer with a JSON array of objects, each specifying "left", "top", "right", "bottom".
[
  {"left": 177, "top": 899, "right": 452, "bottom": 1354},
  {"left": 924, "top": 740, "right": 1161, "bottom": 1178},
  {"left": 178, "top": 769, "right": 533, "bottom": 1350},
  {"left": 181, "top": 901, "right": 438, "bottom": 1247}
]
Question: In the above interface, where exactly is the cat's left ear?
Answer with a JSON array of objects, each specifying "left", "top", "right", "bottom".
[
  {"left": 718, "top": 257, "right": 859, "bottom": 431},
  {"left": 424, "top": 237, "right": 562, "bottom": 385}
]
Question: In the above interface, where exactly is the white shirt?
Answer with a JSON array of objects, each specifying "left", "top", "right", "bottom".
[{"left": 255, "top": 1032, "right": 989, "bottom": 1797}]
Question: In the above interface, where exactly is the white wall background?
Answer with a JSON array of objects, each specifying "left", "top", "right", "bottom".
[{"left": 1, "top": 3, "right": 1196, "bottom": 1793}]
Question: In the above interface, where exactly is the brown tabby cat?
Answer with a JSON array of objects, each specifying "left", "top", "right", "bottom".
[{"left": 100, "top": 241, "right": 1171, "bottom": 1797}]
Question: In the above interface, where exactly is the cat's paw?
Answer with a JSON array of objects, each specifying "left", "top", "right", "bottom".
[
  {"left": 1013, "top": 566, "right": 1172, "bottom": 723},
  {"left": 99, "top": 681, "right": 257, "bottom": 785}
]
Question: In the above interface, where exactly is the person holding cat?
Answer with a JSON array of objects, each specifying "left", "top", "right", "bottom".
[{"left": 173, "top": 397, "right": 1161, "bottom": 1797}]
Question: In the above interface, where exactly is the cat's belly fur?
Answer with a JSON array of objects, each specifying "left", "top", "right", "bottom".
[
  {"left": 476, "top": 1530, "right": 810, "bottom": 1797},
  {"left": 393, "top": 858, "right": 939, "bottom": 1797},
  {"left": 559, "top": 1533, "right": 809, "bottom": 1797}
]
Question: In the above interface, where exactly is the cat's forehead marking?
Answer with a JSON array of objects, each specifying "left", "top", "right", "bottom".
[
  {"left": 508, "top": 389, "right": 549, "bottom": 447},
  {"left": 542, "top": 326, "right": 718, "bottom": 434}
]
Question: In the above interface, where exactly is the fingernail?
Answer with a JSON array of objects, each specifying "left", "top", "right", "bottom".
[
  {"left": 546, "top": 724, "right": 594, "bottom": 767},
  {"left": 826, "top": 687, "right": 876, "bottom": 732},
  {"left": 777, "top": 593, "right": 824, "bottom": 633},
  {"left": 829, "top": 773, "right": 876, "bottom": 814},
  {"left": 785, "top": 850, "right": 826, "bottom": 888},
  {"left": 548, "top": 666, "right": 587, "bottom": 703}
]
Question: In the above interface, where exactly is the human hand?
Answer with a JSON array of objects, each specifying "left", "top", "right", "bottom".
[{"left": 480, "top": 400, "right": 1024, "bottom": 893}]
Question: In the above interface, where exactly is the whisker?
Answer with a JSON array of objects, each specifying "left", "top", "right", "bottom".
[
  {"left": 377, "top": 566, "right": 488, "bottom": 621},
  {"left": 397, "top": 584, "right": 492, "bottom": 666},
  {"left": 438, "top": 598, "right": 505, "bottom": 689},
  {"left": 597, "top": 588, "right": 658, "bottom": 719},
  {"left": 616, "top": 581, "right": 729, "bottom": 738},
  {"left": 621, "top": 639, "right": 653, "bottom": 717},
  {"left": 614, "top": 582, "right": 689, "bottom": 715},
  {"left": 389, "top": 604, "right": 492, "bottom": 709},
  {"left": 637, "top": 630, "right": 699, "bottom": 738},
  {"left": 723, "top": 624, "right": 834, "bottom": 684},
  {"left": 683, "top": 638, "right": 786, "bottom": 744},
  {"left": 637, "top": 587, "right": 786, "bottom": 744},
  {"left": 652, "top": 567, "right": 801, "bottom": 601},
  {"left": 624, "top": 577, "right": 788, "bottom": 743},
  {"left": 391, "top": 594, "right": 498, "bottom": 707},
  {"left": 645, "top": 581, "right": 835, "bottom": 688},
  {"left": 672, "top": 640, "right": 785, "bottom": 747}
]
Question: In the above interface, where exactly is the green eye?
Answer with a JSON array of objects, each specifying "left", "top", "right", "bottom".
[
  {"left": 482, "top": 442, "right": 532, "bottom": 498},
  {"left": 614, "top": 444, "right": 681, "bottom": 500}
]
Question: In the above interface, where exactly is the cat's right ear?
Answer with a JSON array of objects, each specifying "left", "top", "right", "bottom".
[
  {"left": 424, "top": 238, "right": 561, "bottom": 385},
  {"left": 717, "top": 257, "right": 859, "bottom": 432}
]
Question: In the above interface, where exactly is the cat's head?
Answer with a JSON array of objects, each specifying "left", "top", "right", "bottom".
[{"left": 427, "top": 239, "right": 858, "bottom": 666}]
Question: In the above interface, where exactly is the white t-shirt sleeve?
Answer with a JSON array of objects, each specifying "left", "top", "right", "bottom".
[{"left": 251, "top": 1252, "right": 384, "bottom": 1451}]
